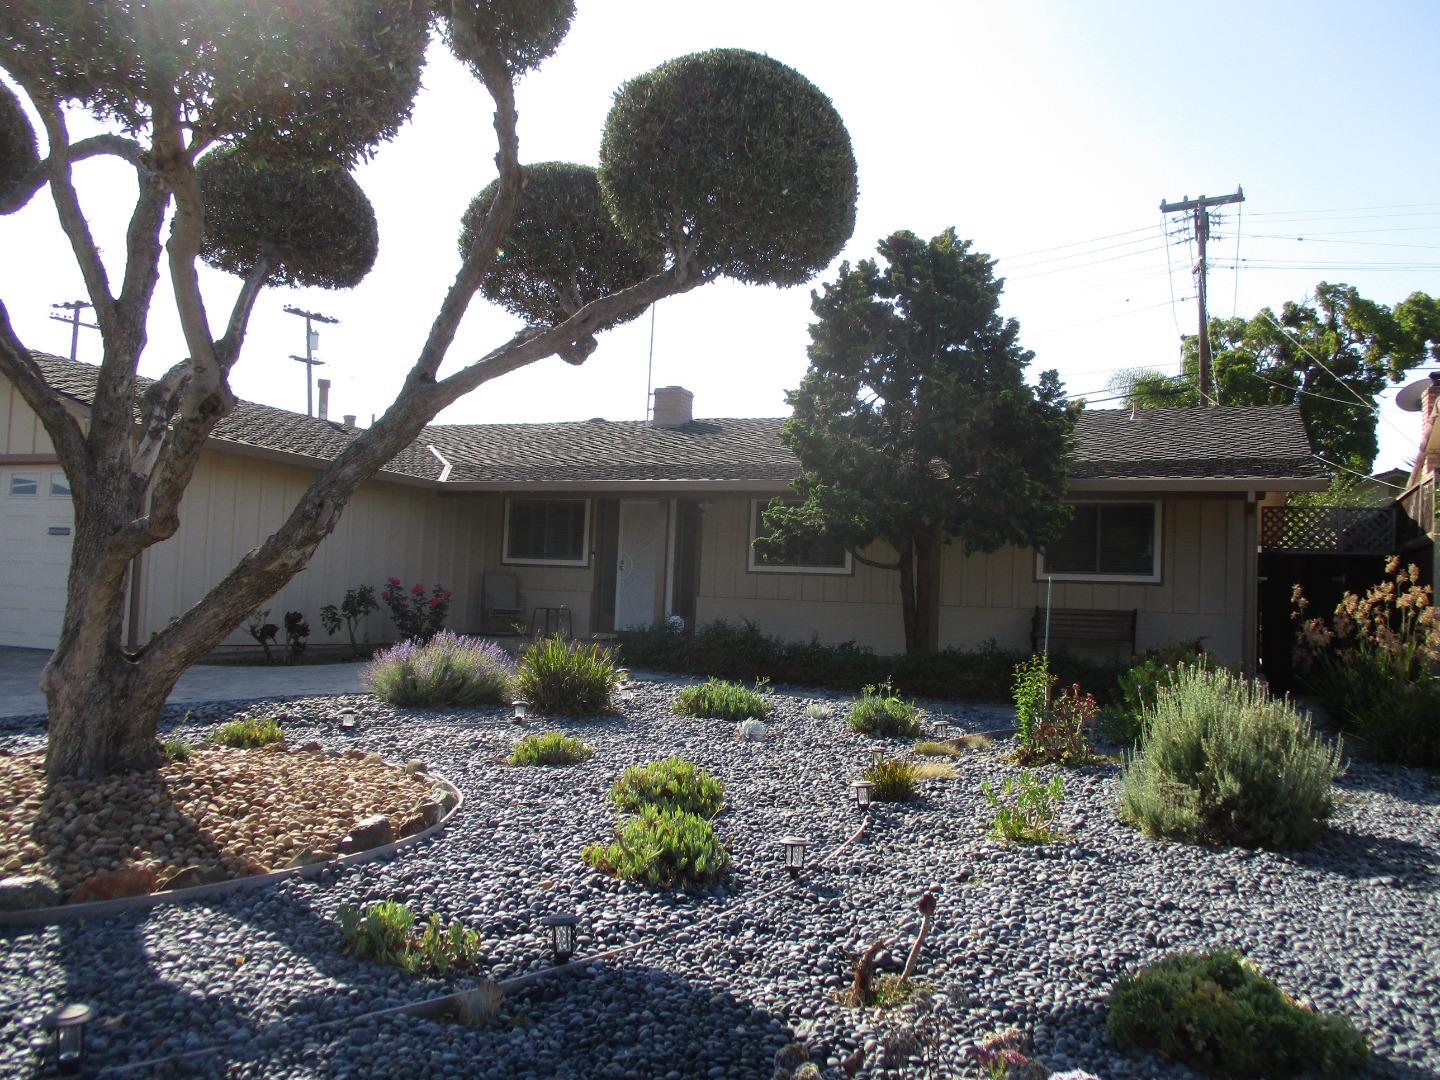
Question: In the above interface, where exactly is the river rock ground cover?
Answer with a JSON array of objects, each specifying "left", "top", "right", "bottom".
[{"left": 0, "top": 676, "right": 1436, "bottom": 1079}]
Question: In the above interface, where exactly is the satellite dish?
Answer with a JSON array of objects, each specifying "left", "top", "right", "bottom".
[{"left": 1395, "top": 378, "right": 1433, "bottom": 413}]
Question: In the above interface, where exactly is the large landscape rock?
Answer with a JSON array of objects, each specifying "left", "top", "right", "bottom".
[
  {"left": 0, "top": 873, "right": 61, "bottom": 911},
  {"left": 337, "top": 814, "right": 394, "bottom": 854}
]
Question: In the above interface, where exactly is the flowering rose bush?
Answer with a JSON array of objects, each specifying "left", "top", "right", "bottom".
[
  {"left": 380, "top": 577, "right": 453, "bottom": 643},
  {"left": 1292, "top": 555, "right": 1440, "bottom": 766}
]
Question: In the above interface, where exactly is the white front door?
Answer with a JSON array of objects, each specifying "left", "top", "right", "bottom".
[
  {"left": 615, "top": 499, "right": 663, "bottom": 630},
  {"left": 0, "top": 467, "right": 75, "bottom": 649}
]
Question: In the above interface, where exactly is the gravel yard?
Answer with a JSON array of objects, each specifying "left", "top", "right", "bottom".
[{"left": 1, "top": 676, "right": 1437, "bottom": 1079}]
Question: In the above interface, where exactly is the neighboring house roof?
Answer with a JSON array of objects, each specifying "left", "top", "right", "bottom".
[{"left": 19, "top": 353, "right": 1326, "bottom": 489}]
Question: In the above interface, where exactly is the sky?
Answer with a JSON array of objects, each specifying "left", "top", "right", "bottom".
[{"left": 4, "top": 0, "right": 1440, "bottom": 478}]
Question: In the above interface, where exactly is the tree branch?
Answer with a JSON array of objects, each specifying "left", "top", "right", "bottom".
[
  {"left": 0, "top": 305, "right": 92, "bottom": 498},
  {"left": 851, "top": 548, "right": 902, "bottom": 571},
  {"left": 26, "top": 95, "right": 118, "bottom": 335},
  {"left": 406, "top": 44, "right": 521, "bottom": 387},
  {"left": 0, "top": 134, "right": 149, "bottom": 214},
  {"left": 216, "top": 255, "right": 273, "bottom": 367}
]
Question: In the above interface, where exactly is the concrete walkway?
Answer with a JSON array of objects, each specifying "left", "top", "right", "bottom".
[{"left": 0, "top": 648, "right": 366, "bottom": 719}]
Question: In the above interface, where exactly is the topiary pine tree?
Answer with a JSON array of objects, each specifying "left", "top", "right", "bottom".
[
  {"left": 757, "top": 229, "right": 1075, "bottom": 654},
  {"left": 0, "top": 1, "right": 857, "bottom": 781}
]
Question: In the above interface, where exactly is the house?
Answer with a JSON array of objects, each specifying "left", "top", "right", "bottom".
[{"left": 1, "top": 354, "right": 1327, "bottom": 668}]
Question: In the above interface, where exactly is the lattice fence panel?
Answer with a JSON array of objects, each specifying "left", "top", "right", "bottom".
[{"left": 1261, "top": 506, "right": 1397, "bottom": 554}]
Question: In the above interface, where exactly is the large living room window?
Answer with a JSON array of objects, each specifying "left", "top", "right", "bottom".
[
  {"left": 1037, "top": 501, "right": 1161, "bottom": 583},
  {"left": 747, "top": 499, "right": 852, "bottom": 575},
  {"left": 503, "top": 498, "right": 590, "bottom": 566}
]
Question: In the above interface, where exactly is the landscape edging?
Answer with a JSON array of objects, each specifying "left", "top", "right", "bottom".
[{"left": 0, "top": 772, "right": 463, "bottom": 928}]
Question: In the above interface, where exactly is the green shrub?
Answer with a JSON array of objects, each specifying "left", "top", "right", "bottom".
[
  {"left": 211, "top": 715, "right": 284, "bottom": 748},
  {"left": 982, "top": 770, "right": 1064, "bottom": 843},
  {"left": 362, "top": 631, "right": 515, "bottom": 708},
  {"left": 1107, "top": 949, "right": 1368, "bottom": 1078},
  {"left": 1106, "top": 642, "right": 1208, "bottom": 745},
  {"left": 673, "top": 677, "right": 771, "bottom": 722},
  {"left": 610, "top": 756, "right": 724, "bottom": 817},
  {"left": 515, "top": 635, "right": 624, "bottom": 715},
  {"left": 509, "top": 732, "right": 593, "bottom": 766},
  {"left": 1012, "top": 655, "right": 1100, "bottom": 765},
  {"left": 582, "top": 804, "right": 728, "bottom": 887},
  {"left": 1295, "top": 559, "right": 1440, "bottom": 766},
  {"left": 1118, "top": 666, "right": 1342, "bottom": 849},
  {"left": 336, "top": 899, "right": 482, "bottom": 976},
  {"left": 862, "top": 758, "right": 919, "bottom": 801},
  {"left": 161, "top": 737, "right": 193, "bottom": 762},
  {"left": 616, "top": 619, "right": 1122, "bottom": 704},
  {"left": 847, "top": 680, "right": 922, "bottom": 737}
]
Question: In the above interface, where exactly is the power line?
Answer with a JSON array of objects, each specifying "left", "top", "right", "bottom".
[
  {"left": 1313, "top": 453, "right": 1406, "bottom": 489},
  {"left": 995, "top": 223, "right": 1159, "bottom": 262}
]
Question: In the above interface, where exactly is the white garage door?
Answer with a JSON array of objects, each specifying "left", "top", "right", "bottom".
[{"left": 0, "top": 467, "right": 75, "bottom": 649}]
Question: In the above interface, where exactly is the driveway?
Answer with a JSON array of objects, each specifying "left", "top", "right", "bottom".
[{"left": 0, "top": 648, "right": 366, "bottom": 719}]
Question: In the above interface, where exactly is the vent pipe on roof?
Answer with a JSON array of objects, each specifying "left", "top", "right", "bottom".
[
  {"left": 317, "top": 378, "right": 331, "bottom": 421},
  {"left": 651, "top": 385, "right": 693, "bottom": 428}
]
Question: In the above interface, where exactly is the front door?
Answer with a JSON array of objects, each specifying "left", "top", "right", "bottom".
[{"left": 615, "top": 499, "right": 663, "bottom": 630}]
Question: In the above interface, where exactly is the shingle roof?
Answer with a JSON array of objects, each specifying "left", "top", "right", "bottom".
[
  {"left": 423, "top": 418, "right": 796, "bottom": 483},
  {"left": 27, "top": 353, "right": 441, "bottom": 481},
  {"left": 1070, "top": 405, "right": 1328, "bottom": 481},
  {"left": 21, "top": 354, "right": 1325, "bottom": 486}
]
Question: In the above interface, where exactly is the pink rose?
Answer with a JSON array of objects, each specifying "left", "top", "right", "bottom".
[
  {"left": 387, "top": 577, "right": 402, "bottom": 587},
  {"left": 411, "top": 583, "right": 425, "bottom": 596}
]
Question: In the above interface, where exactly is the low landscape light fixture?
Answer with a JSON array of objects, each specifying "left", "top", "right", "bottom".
[
  {"left": 540, "top": 913, "right": 579, "bottom": 964},
  {"left": 849, "top": 780, "right": 876, "bottom": 809},
  {"left": 338, "top": 708, "right": 357, "bottom": 730},
  {"left": 869, "top": 747, "right": 886, "bottom": 768},
  {"left": 511, "top": 700, "right": 529, "bottom": 723},
  {"left": 779, "top": 835, "right": 811, "bottom": 877},
  {"left": 46, "top": 1003, "right": 92, "bottom": 1075},
  {"left": 932, "top": 719, "right": 950, "bottom": 739}
]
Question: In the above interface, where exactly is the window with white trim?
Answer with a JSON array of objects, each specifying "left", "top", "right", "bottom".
[
  {"left": 747, "top": 499, "right": 852, "bottom": 575},
  {"left": 503, "top": 498, "right": 590, "bottom": 566},
  {"left": 49, "top": 472, "right": 71, "bottom": 498},
  {"left": 1037, "top": 501, "right": 1161, "bottom": 583},
  {"left": 8, "top": 473, "right": 38, "bottom": 497}
]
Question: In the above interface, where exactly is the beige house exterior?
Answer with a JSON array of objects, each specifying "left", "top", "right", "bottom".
[{"left": 2, "top": 356, "right": 1328, "bottom": 668}]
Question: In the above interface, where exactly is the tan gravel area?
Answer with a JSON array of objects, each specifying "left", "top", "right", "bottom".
[{"left": 0, "top": 743, "right": 439, "bottom": 897}]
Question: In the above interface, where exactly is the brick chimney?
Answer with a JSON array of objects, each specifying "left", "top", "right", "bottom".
[
  {"left": 342, "top": 414, "right": 357, "bottom": 428},
  {"left": 1413, "top": 374, "right": 1440, "bottom": 487},
  {"left": 651, "top": 385, "right": 694, "bottom": 428},
  {"left": 317, "top": 378, "right": 331, "bottom": 421}
]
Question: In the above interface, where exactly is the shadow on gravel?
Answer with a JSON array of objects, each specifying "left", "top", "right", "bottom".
[
  {"left": 1283, "top": 827, "right": 1438, "bottom": 889},
  {"left": 1335, "top": 764, "right": 1440, "bottom": 807},
  {"left": 218, "top": 963, "right": 793, "bottom": 1079}
]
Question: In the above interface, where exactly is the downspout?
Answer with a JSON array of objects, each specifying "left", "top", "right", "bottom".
[{"left": 1243, "top": 492, "right": 1259, "bottom": 676}]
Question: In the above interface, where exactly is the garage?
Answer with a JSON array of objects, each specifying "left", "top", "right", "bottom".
[{"left": 0, "top": 466, "right": 74, "bottom": 650}]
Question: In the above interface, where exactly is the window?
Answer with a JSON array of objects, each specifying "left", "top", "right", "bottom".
[
  {"left": 503, "top": 498, "right": 590, "bottom": 566},
  {"left": 1038, "top": 501, "right": 1161, "bottom": 582},
  {"left": 8, "top": 473, "right": 38, "bottom": 497},
  {"left": 747, "top": 499, "right": 852, "bottom": 575},
  {"left": 49, "top": 472, "right": 71, "bottom": 498}
]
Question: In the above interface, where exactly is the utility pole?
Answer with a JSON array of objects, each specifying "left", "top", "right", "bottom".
[
  {"left": 1159, "top": 187, "right": 1244, "bottom": 406},
  {"left": 283, "top": 305, "right": 338, "bottom": 417},
  {"left": 49, "top": 300, "right": 99, "bottom": 361}
]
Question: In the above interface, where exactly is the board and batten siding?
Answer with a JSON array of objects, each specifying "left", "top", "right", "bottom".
[
  {"left": 135, "top": 450, "right": 489, "bottom": 647},
  {"left": 695, "top": 494, "right": 1253, "bottom": 666},
  {"left": 695, "top": 495, "right": 908, "bottom": 654},
  {"left": 470, "top": 495, "right": 597, "bottom": 636},
  {"left": 2, "top": 379, "right": 58, "bottom": 456}
]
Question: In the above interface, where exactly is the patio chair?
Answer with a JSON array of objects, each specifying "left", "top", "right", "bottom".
[{"left": 481, "top": 571, "right": 524, "bottom": 632}]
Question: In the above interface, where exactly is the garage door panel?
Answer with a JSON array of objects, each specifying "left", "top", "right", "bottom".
[{"left": 1, "top": 468, "right": 74, "bottom": 649}]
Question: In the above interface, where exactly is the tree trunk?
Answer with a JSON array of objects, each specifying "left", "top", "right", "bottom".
[{"left": 897, "top": 537, "right": 941, "bottom": 654}]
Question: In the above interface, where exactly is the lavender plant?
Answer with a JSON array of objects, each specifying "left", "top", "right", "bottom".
[{"left": 363, "top": 631, "right": 515, "bottom": 708}]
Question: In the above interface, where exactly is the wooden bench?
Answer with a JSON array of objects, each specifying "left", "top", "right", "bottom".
[{"left": 1031, "top": 606, "right": 1136, "bottom": 654}]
